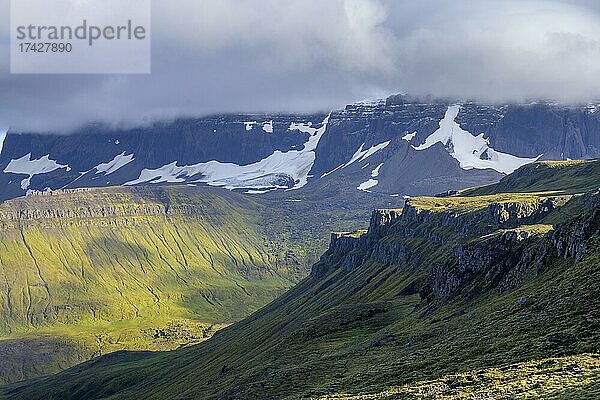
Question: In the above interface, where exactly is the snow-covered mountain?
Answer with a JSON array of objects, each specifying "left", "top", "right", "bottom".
[{"left": 1, "top": 95, "right": 599, "bottom": 201}]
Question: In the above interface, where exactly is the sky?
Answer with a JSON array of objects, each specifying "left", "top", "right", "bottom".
[{"left": 1, "top": 0, "right": 600, "bottom": 132}]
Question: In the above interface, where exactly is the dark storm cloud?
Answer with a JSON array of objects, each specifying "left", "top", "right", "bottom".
[{"left": 1, "top": 0, "right": 600, "bottom": 132}]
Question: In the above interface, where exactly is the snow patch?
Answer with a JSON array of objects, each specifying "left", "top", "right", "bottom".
[
  {"left": 402, "top": 132, "right": 416, "bottom": 142},
  {"left": 95, "top": 152, "right": 135, "bottom": 175},
  {"left": 357, "top": 162, "right": 384, "bottom": 192},
  {"left": 262, "top": 120, "right": 273, "bottom": 133},
  {"left": 289, "top": 121, "right": 313, "bottom": 132},
  {"left": 244, "top": 121, "right": 257, "bottom": 131},
  {"left": 357, "top": 179, "right": 378, "bottom": 191},
  {"left": 126, "top": 115, "right": 330, "bottom": 191},
  {"left": 321, "top": 141, "right": 389, "bottom": 179},
  {"left": 246, "top": 188, "right": 276, "bottom": 194},
  {"left": 413, "top": 105, "right": 540, "bottom": 174},
  {"left": 124, "top": 161, "right": 188, "bottom": 185},
  {"left": 345, "top": 141, "right": 391, "bottom": 168},
  {"left": 4, "top": 153, "right": 70, "bottom": 190},
  {"left": 321, "top": 164, "right": 343, "bottom": 178},
  {"left": 371, "top": 163, "right": 383, "bottom": 177}
]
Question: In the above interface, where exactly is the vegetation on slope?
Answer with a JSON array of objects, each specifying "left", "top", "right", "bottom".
[
  {"left": 3, "top": 159, "right": 599, "bottom": 399},
  {"left": 0, "top": 185, "right": 396, "bottom": 384},
  {"left": 320, "top": 354, "right": 600, "bottom": 399},
  {"left": 462, "top": 159, "right": 600, "bottom": 196}
]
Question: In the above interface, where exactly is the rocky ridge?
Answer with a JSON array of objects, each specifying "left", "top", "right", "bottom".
[{"left": 320, "top": 190, "right": 599, "bottom": 306}]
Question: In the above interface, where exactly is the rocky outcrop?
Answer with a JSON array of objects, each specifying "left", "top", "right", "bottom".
[
  {"left": 429, "top": 206, "right": 599, "bottom": 300},
  {"left": 368, "top": 209, "right": 403, "bottom": 235},
  {"left": 487, "top": 197, "right": 570, "bottom": 224},
  {"left": 429, "top": 229, "right": 548, "bottom": 299},
  {"left": 363, "top": 197, "right": 569, "bottom": 250},
  {"left": 328, "top": 232, "right": 363, "bottom": 254},
  {"left": 317, "top": 232, "right": 368, "bottom": 274},
  {"left": 317, "top": 190, "right": 599, "bottom": 303},
  {"left": 552, "top": 208, "right": 599, "bottom": 260}
]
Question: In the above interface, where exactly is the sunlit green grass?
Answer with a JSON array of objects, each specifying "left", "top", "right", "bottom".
[{"left": 0, "top": 184, "right": 388, "bottom": 384}]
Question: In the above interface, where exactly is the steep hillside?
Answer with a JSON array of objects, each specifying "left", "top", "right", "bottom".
[
  {"left": 0, "top": 185, "right": 397, "bottom": 384},
  {"left": 463, "top": 159, "right": 600, "bottom": 196},
  {"left": 4, "top": 160, "right": 599, "bottom": 399}
]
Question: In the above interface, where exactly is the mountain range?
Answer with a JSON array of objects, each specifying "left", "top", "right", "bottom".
[
  {"left": 1, "top": 94, "right": 600, "bottom": 398},
  {"left": 2, "top": 95, "right": 600, "bottom": 202}
]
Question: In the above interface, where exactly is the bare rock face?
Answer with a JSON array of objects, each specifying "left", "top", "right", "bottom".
[
  {"left": 456, "top": 102, "right": 600, "bottom": 159},
  {"left": 369, "top": 209, "right": 402, "bottom": 235},
  {"left": 429, "top": 230, "right": 548, "bottom": 299},
  {"left": 487, "top": 196, "right": 571, "bottom": 225},
  {"left": 321, "top": 232, "right": 368, "bottom": 274},
  {"left": 552, "top": 209, "right": 600, "bottom": 261},
  {"left": 328, "top": 232, "right": 363, "bottom": 255}
]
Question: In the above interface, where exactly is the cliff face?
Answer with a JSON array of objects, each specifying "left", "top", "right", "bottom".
[
  {"left": 552, "top": 207, "right": 600, "bottom": 260},
  {"left": 317, "top": 191, "right": 599, "bottom": 308},
  {"left": 0, "top": 186, "right": 293, "bottom": 334},
  {"left": 455, "top": 102, "right": 600, "bottom": 159}
]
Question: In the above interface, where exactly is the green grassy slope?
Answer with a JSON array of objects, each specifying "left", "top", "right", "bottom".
[
  {"left": 3, "top": 160, "right": 599, "bottom": 399},
  {"left": 462, "top": 159, "right": 600, "bottom": 196},
  {"left": 0, "top": 185, "right": 395, "bottom": 384}
]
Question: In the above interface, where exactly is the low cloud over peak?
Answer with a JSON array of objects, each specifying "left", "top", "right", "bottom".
[{"left": 1, "top": 0, "right": 600, "bottom": 132}]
